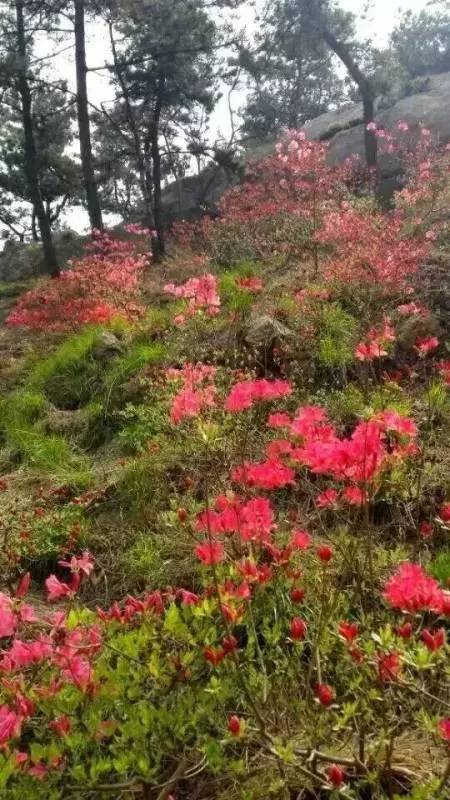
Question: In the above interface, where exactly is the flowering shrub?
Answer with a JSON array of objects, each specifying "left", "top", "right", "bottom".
[
  {"left": 163, "top": 273, "right": 220, "bottom": 325},
  {"left": 6, "top": 231, "right": 147, "bottom": 332},
  {"left": 1, "top": 129, "right": 449, "bottom": 799},
  {"left": 165, "top": 362, "right": 218, "bottom": 425},
  {"left": 174, "top": 127, "right": 448, "bottom": 292},
  {"left": 1, "top": 360, "right": 450, "bottom": 798}
]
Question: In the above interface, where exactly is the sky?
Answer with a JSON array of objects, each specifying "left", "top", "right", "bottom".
[
  {"left": 80, "top": 0, "right": 429, "bottom": 140},
  {"left": 41, "top": 0, "right": 431, "bottom": 232}
]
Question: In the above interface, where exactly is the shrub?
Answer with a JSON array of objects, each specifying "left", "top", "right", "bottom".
[{"left": 6, "top": 231, "right": 147, "bottom": 332}]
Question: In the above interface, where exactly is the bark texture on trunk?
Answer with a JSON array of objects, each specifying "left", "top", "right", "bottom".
[
  {"left": 320, "top": 26, "right": 378, "bottom": 171},
  {"left": 150, "top": 77, "right": 165, "bottom": 261},
  {"left": 15, "top": 0, "right": 60, "bottom": 276},
  {"left": 75, "top": 0, "right": 103, "bottom": 230}
]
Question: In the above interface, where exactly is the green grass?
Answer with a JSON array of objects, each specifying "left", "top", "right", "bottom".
[
  {"left": 318, "top": 302, "right": 358, "bottom": 368},
  {"left": 0, "top": 323, "right": 169, "bottom": 483},
  {"left": 219, "top": 262, "right": 263, "bottom": 315}
]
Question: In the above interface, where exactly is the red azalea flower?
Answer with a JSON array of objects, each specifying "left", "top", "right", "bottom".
[
  {"left": 421, "top": 628, "right": 446, "bottom": 652},
  {"left": 290, "top": 529, "right": 311, "bottom": 550},
  {"left": 317, "top": 545, "right": 333, "bottom": 563},
  {"left": 203, "top": 647, "right": 225, "bottom": 667},
  {"left": 419, "top": 521, "right": 433, "bottom": 538},
  {"left": 440, "top": 503, "right": 450, "bottom": 523},
  {"left": 397, "top": 622, "right": 413, "bottom": 639},
  {"left": 378, "top": 651, "right": 401, "bottom": 682},
  {"left": 383, "top": 562, "right": 445, "bottom": 614},
  {"left": 290, "top": 617, "right": 307, "bottom": 640},
  {"left": 315, "top": 683, "right": 335, "bottom": 706},
  {"left": 326, "top": 764, "right": 345, "bottom": 787},
  {"left": 339, "top": 621, "right": 359, "bottom": 643},
  {"left": 291, "top": 587, "right": 305, "bottom": 603},
  {"left": 222, "top": 635, "right": 238, "bottom": 654},
  {"left": 194, "top": 541, "right": 224, "bottom": 565},
  {"left": 15, "top": 572, "right": 31, "bottom": 599},
  {"left": 50, "top": 715, "right": 71, "bottom": 737},
  {"left": 415, "top": 336, "right": 439, "bottom": 356},
  {"left": 316, "top": 489, "right": 339, "bottom": 508},
  {"left": 439, "top": 718, "right": 450, "bottom": 742},
  {"left": 228, "top": 715, "right": 242, "bottom": 736}
]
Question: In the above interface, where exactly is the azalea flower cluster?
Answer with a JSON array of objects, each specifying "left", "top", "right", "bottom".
[
  {"left": 176, "top": 128, "right": 444, "bottom": 289},
  {"left": 317, "top": 205, "right": 431, "bottom": 287},
  {"left": 6, "top": 231, "right": 147, "bottom": 332},
  {"left": 355, "top": 318, "right": 396, "bottom": 361},
  {"left": 0, "top": 559, "right": 101, "bottom": 762},
  {"left": 265, "top": 404, "right": 417, "bottom": 504},
  {"left": 163, "top": 273, "right": 220, "bottom": 324},
  {"left": 45, "top": 551, "right": 94, "bottom": 601},
  {"left": 383, "top": 562, "right": 450, "bottom": 615},
  {"left": 196, "top": 494, "right": 275, "bottom": 544},
  {"left": 166, "top": 362, "right": 217, "bottom": 425},
  {"left": 224, "top": 378, "right": 292, "bottom": 412}
]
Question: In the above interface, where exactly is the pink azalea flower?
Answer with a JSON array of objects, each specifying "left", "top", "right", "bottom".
[
  {"left": 290, "top": 530, "right": 312, "bottom": 549},
  {"left": 0, "top": 705, "right": 22, "bottom": 745},
  {"left": 0, "top": 593, "right": 16, "bottom": 638},
  {"left": 45, "top": 575, "right": 74, "bottom": 602},
  {"left": 58, "top": 551, "right": 94, "bottom": 577},
  {"left": 195, "top": 541, "right": 225, "bottom": 565},
  {"left": 415, "top": 336, "right": 439, "bottom": 356},
  {"left": 316, "top": 488, "right": 339, "bottom": 508}
]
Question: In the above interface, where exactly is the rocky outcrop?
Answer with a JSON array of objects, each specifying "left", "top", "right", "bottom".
[
  {"left": 161, "top": 163, "right": 232, "bottom": 224},
  {"left": 165, "top": 71, "right": 450, "bottom": 217},
  {"left": 0, "top": 230, "right": 85, "bottom": 283},
  {"left": 1, "top": 72, "right": 449, "bottom": 283},
  {"left": 304, "top": 71, "right": 450, "bottom": 171}
]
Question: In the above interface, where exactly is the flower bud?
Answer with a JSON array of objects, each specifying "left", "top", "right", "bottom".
[
  {"left": 326, "top": 764, "right": 345, "bottom": 787},
  {"left": 290, "top": 617, "right": 307, "bottom": 640},
  {"left": 228, "top": 715, "right": 242, "bottom": 736}
]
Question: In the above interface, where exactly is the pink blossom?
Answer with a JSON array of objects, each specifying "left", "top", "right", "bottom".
[
  {"left": 316, "top": 488, "right": 339, "bottom": 508},
  {"left": 0, "top": 593, "right": 15, "bottom": 638},
  {"left": 415, "top": 336, "right": 439, "bottom": 356},
  {"left": 342, "top": 486, "right": 368, "bottom": 506},
  {"left": 164, "top": 274, "right": 220, "bottom": 318},
  {"left": 45, "top": 575, "right": 75, "bottom": 602},
  {"left": 62, "top": 655, "right": 93, "bottom": 689},
  {"left": 231, "top": 459, "right": 295, "bottom": 490},
  {"left": 236, "top": 276, "right": 263, "bottom": 292},
  {"left": 59, "top": 551, "right": 94, "bottom": 577},
  {"left": 0, "top": 705, "right": 22, "bottom": 745},
  {"left": 0, "top": 637, "right": 52, "bottom": 671},
  {"left": 195, "top": 541, "right": 225, "bottom": 565},
  {"left": 290, "top": 529, "right": 312, "bottom": 549},
  {"left": 225, "top": 379, "right": 292, "bottom": 412},
  {"left": 355, "top": 342, "right": 387, "bottom": 361},
  {"left": 383, "top": 562, "right": 445, "bottom": 614}
]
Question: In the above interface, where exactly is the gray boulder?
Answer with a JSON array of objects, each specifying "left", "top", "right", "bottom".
[
  {"left": 245, "top": 314, "right": 294, "bottom": 348},
  {"left": 91, "top": 331, "right": 124, "bottom": 361},
  {"left": 0, "top": 230, "right": 85, "bottom": 283},
  {"left": 305, "top": 71, "right": 450, "bottom": 172}
]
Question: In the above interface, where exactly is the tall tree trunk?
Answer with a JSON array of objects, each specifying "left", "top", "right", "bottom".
[
  {"left": 320, "top": 26, "right": 378, "bottom": 171},
  {"left": 15, "top": 0, "right": 60, "bottom": 277},
  {"left": 31, "top": 209, "right": 38, "bottom": 242},
  {"left": 74, "top": 0, "right": 103, "bottom": 230},
  {"left": 150, "top": 76, "right": 165, "bottom": 262}
]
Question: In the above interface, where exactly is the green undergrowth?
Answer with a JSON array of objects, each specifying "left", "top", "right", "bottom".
[
  {"left": 1, "top": 256, "right": 449, "bottom": 597},
  {"left": 0, "top": 317, "right": 170, "bottom": 486}
]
